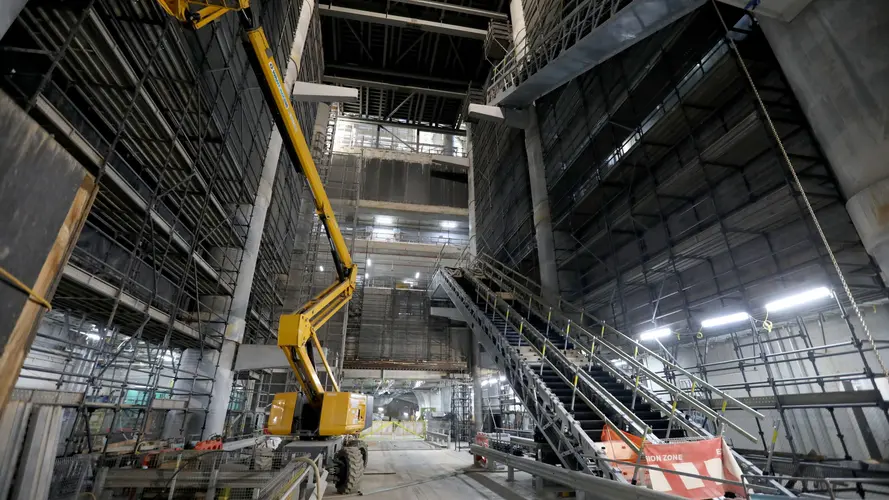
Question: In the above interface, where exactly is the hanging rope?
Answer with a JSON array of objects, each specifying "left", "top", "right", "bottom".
[
  {"left": 710, "top": 0, "right": 889, "bottom": 378},
  {"left": 0, "top": 265, "right": 52, "bottom": 310}
]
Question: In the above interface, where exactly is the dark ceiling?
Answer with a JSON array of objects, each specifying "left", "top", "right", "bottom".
[{"left": 320, "top": 0, "right": 509, "bottom": 129}]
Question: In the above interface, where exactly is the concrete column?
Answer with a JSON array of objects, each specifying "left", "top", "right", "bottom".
[
  {"left": 204, "top": 0, "right": 316, "bottom": 438},
  {"left": 0, "top": 0, "right": 28, "bottom": 39},
  {"left": 759, "top": 0, "right": 889, "bottom": 277},
  {"left": 509, "top": 0, "right": 527, "bottom": 60},
  {"left": 472, "top": 342, "right": 484, "bottom": 433},
  {"left": 466, "top": 123, "right": 478, "bottom": 258},
  {"left": 524, "top": 105, "right": 560, "bottom": 300}
]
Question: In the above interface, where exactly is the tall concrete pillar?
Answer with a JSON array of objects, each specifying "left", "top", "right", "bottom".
[
  {"left": 472, "top": 342, "right": 484, "bottom": 432},
  {"left": 509, "top": 0, "right": 527, "bottom": 60},
  {"left": 524, "top": 105, "right": 561, "bottom": 300},
  {"left": 203, "top": 0, "right": 316, "bottom": 438},
  {"left": 759, "top": 0, "right": 889, "bottom": 278},
  {"left": 0, "top": 0, "right": 28, "bottom": 39},
  {"left": 466, "top": 124, "right": 478, "bottom": 258}
]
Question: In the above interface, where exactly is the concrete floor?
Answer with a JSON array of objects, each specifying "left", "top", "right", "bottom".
[{"left": 325, "top": 439, "right": 557, "bottom": 499}]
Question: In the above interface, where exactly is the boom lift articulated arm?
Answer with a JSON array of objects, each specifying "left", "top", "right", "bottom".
[{"left": 157, "top": 0, "right": 365, "bottom": 436}]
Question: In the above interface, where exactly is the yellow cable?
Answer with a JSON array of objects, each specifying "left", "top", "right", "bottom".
[{"left": 0, "top": 265, "right": 52, "bottom": 310}]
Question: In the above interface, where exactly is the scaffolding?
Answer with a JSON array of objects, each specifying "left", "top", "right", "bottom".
[
  {"left": 284, "top": 126, "right": 472, "bottom": 372},
  {"left": 0, "top": 0, "right": 322, "bottom": 450},
  {"left": 450, "top": 382, "right": 473, "bottom": 450},
  {"left": 470, "top": 1, "right": 889, "bottom": 495}
]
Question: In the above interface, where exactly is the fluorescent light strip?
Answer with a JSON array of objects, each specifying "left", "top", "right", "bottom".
[
  {"left": 701, "top": 312, "right": 749, "bottom": 328},
  {"left": 639, "top": 327, "right": 671, "bottom": 341},
  {"left": 765, "top": 287, "right": 832, "bottom": 312}
]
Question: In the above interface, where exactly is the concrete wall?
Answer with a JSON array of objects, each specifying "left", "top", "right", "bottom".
[{"left": 760, "top": 0, "right": 889, "bottom": 278}]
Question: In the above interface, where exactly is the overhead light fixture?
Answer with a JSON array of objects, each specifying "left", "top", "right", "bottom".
[
  {"left": 415, "top": 272, "right": 420, "bottom": 279},
  {"left": 440, "top": 221, "right": 458, "bottom": 229},
  {"left": 481, "top": 379, "right": 490, "bottom": 387},
  {"left": 365, "top": 273, "right": 369, "bottom": 279},
  {"left": 81, "top": 333, "right": 100, "bottom": 341},
  {"left": 639, "top": 327, "right": 671, "bottom": 341},
  {"left": 366, "top": 259, "right": 372, "bottom": 266},
  {"left": 701, "top": 312, "right": 750, "bottom": 328},
  {"left": 319, "top": 265, "right": 324, "bottom": 272},
  {"left": 375, "top": 215, "right": 394, "bottom": 225},
  {"left": 377, "top": 407, "right": 384, "bottom": 412},
  {"left": 499, "top": 375, "right": 507, "bottom": 382},
  {"left": 766, "top": 287, "right": 832, "bottom": 312}
]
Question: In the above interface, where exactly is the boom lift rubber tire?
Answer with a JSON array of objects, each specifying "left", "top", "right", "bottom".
[
  {"left": 346, "top": 439, "right": 369, "bottom": 467},
  {"left": 335, "top": 446, "right": 364, "bottom": 494}
]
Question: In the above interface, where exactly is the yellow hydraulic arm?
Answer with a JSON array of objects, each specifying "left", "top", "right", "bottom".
[{"left": 156, "top": 1, "right": 358, "bottom": 412}]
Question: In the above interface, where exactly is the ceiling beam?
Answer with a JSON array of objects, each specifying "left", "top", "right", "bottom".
[
  {"left": 325, "top": 64, "right": 472, "bottom": 88},
  {"left": 318, "top": 4, "right": 488, "bottom": 40},
  {"left": 390, "top": 0, "right": 509, "bottom": 21},
  {"left": 333, "top": 115, "right": 466, "bottom": 135},
  {"left": 322, "top": 75, "right": 468, "bottom": 100}
]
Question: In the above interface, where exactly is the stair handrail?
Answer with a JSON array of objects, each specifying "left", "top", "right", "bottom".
[
  {"left": 443, "top": 264, "right": 790, "bottom": 496},
  {"left": 434, "top": 269, "right": 622, "bottom": 477},
  {"left": 472, "top": 263, "right": 740, "bottom": 442},
  {"left": 466, "top": 272, "right": 656, "bottom": 451},
  {"left": 474, "top": 254, "right": 766, "bottom": 426}
]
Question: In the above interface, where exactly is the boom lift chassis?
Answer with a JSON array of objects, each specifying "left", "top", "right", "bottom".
[{"left": 155, "top": 0, "right": 370, "bottom": 493}]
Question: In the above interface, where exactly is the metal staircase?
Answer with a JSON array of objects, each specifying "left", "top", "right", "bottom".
[{"left": 431, "top": 255, "right": 789, "bottom": 492}]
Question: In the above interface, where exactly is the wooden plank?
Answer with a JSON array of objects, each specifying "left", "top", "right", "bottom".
[{"left": 0, "top": 90, "right": 96, "bottom": 409}]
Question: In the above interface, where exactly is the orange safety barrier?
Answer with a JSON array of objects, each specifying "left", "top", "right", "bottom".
[
  {"left": 642, "top": 437, "right": 745, "bottom": 499},
  {"left": 194, "top": 438, "right": 223, "bottom": 451},
  {"left": 599, "top": 427, "right": 645, "bottom": 480}
]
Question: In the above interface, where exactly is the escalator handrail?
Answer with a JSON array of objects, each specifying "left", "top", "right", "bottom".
[
  {"left": 476, "top": 253, "right": 765, "bottom": 422},
  {"left": 467, "top": 272, "right": 655, "bottom": 451},
  {"left": 434, "top": 269, "right": 624, "bottom": 478},
  {"left": 474, "top": 257, "right": 762, "bottom": 443}
]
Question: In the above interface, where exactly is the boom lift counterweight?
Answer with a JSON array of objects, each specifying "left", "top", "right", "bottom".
[{"left": 155, "top": 0, "right": 370, "bottom": 493}]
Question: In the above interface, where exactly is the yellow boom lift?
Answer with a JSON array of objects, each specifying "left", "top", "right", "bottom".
[{"left": 155, "top": 0, "right": 370, "bottom": 492}]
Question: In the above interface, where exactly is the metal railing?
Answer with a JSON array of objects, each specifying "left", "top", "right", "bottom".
[
  {"left": 466, "top": 272, "right": 658, "bottom": 446},
  {"left": 465, "top": 254, "right": 794, "bottom": 494},
  {"left": 476, "top": 253, "right": 764, "bottom": 431},
  {"left": 432, "top": 267, "right": 620, "bottom": 478},
  {"left": 486, "top": 0, "right": 627, "bottom": 104}
]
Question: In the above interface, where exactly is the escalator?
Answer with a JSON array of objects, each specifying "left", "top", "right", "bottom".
[
  {"left": 475, "top": 275, "right": 686, "bottom": 441},
  {"left": 432, "top": 256, "right": 785, "bottom": 491}
]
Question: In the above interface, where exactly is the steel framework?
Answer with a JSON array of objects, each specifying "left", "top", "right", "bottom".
[
  {"left": 470, "top": 1, "right": 889, "bottom": 495},
  {"left": 0, "top": 0, "right": 322, "bottom": 450}
]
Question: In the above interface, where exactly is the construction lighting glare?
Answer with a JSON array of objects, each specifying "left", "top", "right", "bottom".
[
  {"left": 612, "top": 359, "right": 627, "bottom": 367},
  {"left": 82, "top": 333, "right": 100, "bottom": 341},
  {"left": 639, "top": 327, "right": 671, "bottom": 341},
  {"left": 499, "top": 375, "right": 506, "bottom": 382},
  {"left": 319, "top": 265, "right": 324, "bottom": 272},
  {"left": 440, "top": 221, "right": 458, "bottom": 229},
  {"left": 765, "top": 287, "right": 832, "bottom": 312},
  {"left": 378, "top": 407, "right": 384, "bottom": 412},
  {"left": 365, "top": 273, "right": 370, "bottom": 279},
  {"left": 375, "top": 215, "right": 394, "bottom": 225},
  {"left": 366, "top": 259, "right": 372, "bottom": 266},
  {"left": 481, "top": 379, "right": 491, "bottom": 386},
  {"left": 701, "top": 312, "right": 750, "bottom": 328},
  {"left": 415, "top": 272, "right": 420, "bottom": 279}
]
